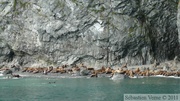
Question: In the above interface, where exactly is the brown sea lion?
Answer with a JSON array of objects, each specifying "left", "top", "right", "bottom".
[
  {"left": 47, "top": 66, "right": 53, "bottom": 73},
  {"left": 22, "top": 67, "right": 28, "bottom": 72},
  {"left": 90, "top": 73, "right": 97, "bottom": 77},
  {"left": 94, "top": 66, "right": 106, "bottom": 74},
  {"left": 105, "top": 67, "right": 113, "bottom": 74},
  {"left": 87, "top": 68, "right": 94, "bottom": 71},
  {"left": 26, "top": 67, "right": 35, "bottom": 73}
]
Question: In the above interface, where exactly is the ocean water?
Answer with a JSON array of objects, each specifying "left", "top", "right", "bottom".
[{"left": 0, "top": 76, "right": 179, "bottom": 101}]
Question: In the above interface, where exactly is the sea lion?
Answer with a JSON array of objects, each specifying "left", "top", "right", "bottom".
[
  {"left": 51, "top": 68, "right": 58, "bottom": 73},
  {"left": 22, "top": 67, "right": 28, "bottom": 72},
  {"left": 145, "top": 70, "right": 150, "bottom": 76},
  {"left": 129, "top": 70, "right": 134, "bottom": 77},
  {"left": 47, "top": 66, "right": 53, "bottom": 73},
  {"left": 33, "top": 70, "right": 39, "bottom": 74},
  {"left": 49, "top": 81, "right": 56, "bottom": 84},
  {"left": 105, "top": 67, "right": 113, "bottom": 74},
  {"left": 89, "top": 67, "right": 106, "bottom": 77},
  {"left": 26, "top": 67, "right": 36, "bottom": 73},
  {"left": 125, "top": 70, "right": 134, "bottom": 77},
  {"left": 72, "top": 67, "right": 80, "bottom": 72},
  {"left": 12, "top": 74, "right": 21, "bottom": 78},
  {"left": 94, "top": 67, "right": 106, "bottom": 74},
  {"left": 66, "top": 68, "right": 73, "bottom": 74},
  {"left": 90, "top": 73, "right": 97, "bottom": 78},
  {"left": 175, "top": 71, "right": 180, "bottom": 77},
  {"left": 115, "top": 68, "right": 126, "bottom": 74},
  {"left": 87, "top": 68, "right": 94, "bottom": 71},
  {"left": 133, "top": 68, "right": 141, "bottom": 75}
]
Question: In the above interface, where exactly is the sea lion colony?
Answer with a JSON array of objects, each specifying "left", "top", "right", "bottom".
[{"left": 0, "top": 63, "right": 180, "bottom": 78}]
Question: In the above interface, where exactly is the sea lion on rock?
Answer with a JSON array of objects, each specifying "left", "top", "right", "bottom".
[
  {"left": 164, "top": 72, "right": 176, "bottom": 76},
  {"left": 124, "top": 70, "right": 132, "bottom": 77},
  {"left": 114, "top": 68, "right": 124, "bottom": 74},
  {"left": 133, "top": 68, "right": 141, "bottom": 75},
  {"left": 105, "top": 67, "right": 113, "bottom": 74},
  {"left": 72, "top": 67, "right": 80, "bottom": 72},
  {"left": 93, "top": 66, "right": 106, "bottom": 74},
  {"left": 72, "top": 66, "right": 80, "bottom": 76},
  {"left": 90, "top": 66, "right": 107, "bottom": 77},
  {"left": 22, "top": 67, "right": 28, "bottom": 72},
  {"left": 139, "top": 71, "right": 148, "bottom": 76},
  {"left": 90, "top": 73, "right": 97, "bottom": 77},
  {"left": 36, "top": 67, "right": 44, "bottom": 73},
  {"left": 87, "top": 68, "right": 94, "bottom": 71},
  {"left": 33, "top": 70, "right": 39, "bottom": 74},
  {"left": 175, "top": 71, "right": 180, "bottom": 77},
  {"left": 66, "top": 68, "right": 73, "bottom": 74},
  {"left": 32, "top": 68, "right": 41, "bottom": 74},
  {"left": 26, "top": 67, "right": 36, "bottom": 73},
  {"left": 145, "top": 70, "right": 150, "bottom": 76},
  {"left": 128, "top": 70, "right": 134, "bottom": 77},
  {"left": 154, "top": 70, "right": 166, "bottom": 75},
  {"left": 51, "top": 68, "right": 58, "bottom": 73},
  {"left": 47, "top": 66, "right": 53, "bottom": 73}
]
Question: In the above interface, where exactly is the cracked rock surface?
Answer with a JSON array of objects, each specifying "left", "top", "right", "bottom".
[{"left": 0, "top": 0, "right": 179, "bottom": 68}]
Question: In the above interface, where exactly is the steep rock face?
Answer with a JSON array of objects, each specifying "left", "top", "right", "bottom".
[
  {"left": 177, "top": 1, "right": 180, "bottom": 57},
  {"left": 0, "top": 0, "right": 179, "bottom": 68}
]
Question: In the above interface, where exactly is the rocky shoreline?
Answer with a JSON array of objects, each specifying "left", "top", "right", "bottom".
[{"left": 1, "top": 61, "right": 180, "bottom": 79}]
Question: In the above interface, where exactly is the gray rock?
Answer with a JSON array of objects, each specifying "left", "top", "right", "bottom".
[
  {"left": 111, "top": 73, "right": 129, "bottom": 80},
  {"left": 0, "top": 0, "right": 179, "bottom": 68},
  {"left": 2, "top": 69, "right": 12, "bottom": 75},
  {"left": 80, "top": 67, "right": 89, "bottom": 76}
]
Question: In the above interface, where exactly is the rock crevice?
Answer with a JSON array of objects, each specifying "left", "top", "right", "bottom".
[{"left": 0, "top": 0, "right": 179, "bottom": 68}]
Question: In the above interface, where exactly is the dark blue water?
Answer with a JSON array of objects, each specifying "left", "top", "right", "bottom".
[{"left": 0, "top": 76, "right": 179, "bottom": 101}]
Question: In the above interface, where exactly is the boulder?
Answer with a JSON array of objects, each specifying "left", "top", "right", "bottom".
[{"left": 2, "top": 69, "right": 13, "bottom": 75}]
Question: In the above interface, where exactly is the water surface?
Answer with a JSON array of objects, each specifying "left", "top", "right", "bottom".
[{"left": 0, "top": 76, "right": 179, "bottom": 101}]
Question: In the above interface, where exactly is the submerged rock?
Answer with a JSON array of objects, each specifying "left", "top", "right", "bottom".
[{"left": 111, "top": 73, "right": 129, "bottom": 80}]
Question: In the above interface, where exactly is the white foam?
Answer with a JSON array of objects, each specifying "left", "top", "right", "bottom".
[
  {"left": 0, "top": 71, "right": 3, "bottom": 76},
  {"left": 110, "top": 74, "right": 126, "bottom": 81},
  {"left": 150, "top": 75, "right": 180, "bottom": 79},
  {"left": 167, "top": 76, "right": 180, "bottom": 79},
  {"left": 130, "top": 76, "right": 144, "bottom": 79}
]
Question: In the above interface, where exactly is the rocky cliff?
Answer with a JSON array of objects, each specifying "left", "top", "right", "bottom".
[{"left": 0, "top": 0, "right": 179, "bottom": 68}]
